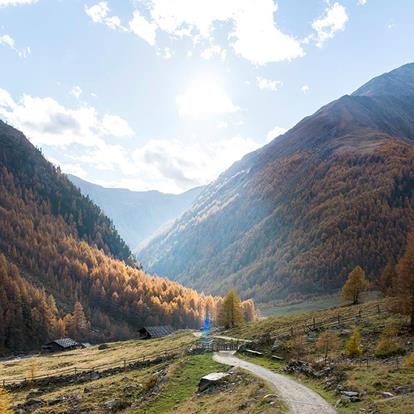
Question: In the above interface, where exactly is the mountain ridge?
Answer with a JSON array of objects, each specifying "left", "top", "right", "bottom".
[
  {"left": 68, "top": 174, "right": 204, "bottom": 252},
  {"left": 139, "top": 62, "right": 414, "bottom": 303}
]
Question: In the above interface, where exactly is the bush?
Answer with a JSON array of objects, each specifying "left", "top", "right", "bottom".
[
  {"left": 0, "top": 388, "right": 13, "bottom": 414},
  {"left": 375, "top": 327, "right": 406, "bottom": 358},
  {"left": 404, "top": 352, "right": 414, "bottom": 367},
  {"left": 346, "top": 330, "right": 362, "bottom": 357}
]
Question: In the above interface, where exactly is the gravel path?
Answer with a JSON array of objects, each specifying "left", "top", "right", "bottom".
[{"left": 213, "top": 351, "right": 336, "bottom": 414}]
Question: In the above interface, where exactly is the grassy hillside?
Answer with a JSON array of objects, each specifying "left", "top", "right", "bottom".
[
  {"left": 1, "top": 333, "right": 283, "bottom": 414},
  {"left": 226, "top": 299, "right": 414, "bottom": 413}
]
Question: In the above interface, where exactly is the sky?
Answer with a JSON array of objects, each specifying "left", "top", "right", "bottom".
[{"left": 0, "top": 0, "right": 413, "bottom": 194}]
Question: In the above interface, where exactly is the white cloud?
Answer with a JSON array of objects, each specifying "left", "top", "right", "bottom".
[
  {"left": 0, "top": 87, "right": 134, "bottom": 147},
  {"left": 0, "top": 0, "right": 37, "bottom": 5},
  {"left": 256, "top": 76, "right": 283, "bottom": 92},
  {"left": 0, "top": 34, "right": 14, "bottom": 48},
  {"left": 176, "top": 76, "right": 239, "bottom": 118},
  {"left": 102, "top": 114, "right": 134, "bottom": 137},
  {"left": 357, "top": 0, "right": 367, "bottom": 5},
  {"left": 301, "top": 84, "right": 310, "bottom": 94},
  {"left": 129, "top": 10, "right": 157, "bottom": 45},
  {"left": 201, "top": 44, "right": 226, "bottom": 60},
  {"left": 130, "top": 135, "right": 259, "bottom": 192},
  {"left": 266, "top": 126, "right": 287, "bottom": 142},
  {"left": 311, "top": 2, "right": 348, "bottom": 48},
  {"left": 70, "top": 85, "right": 82, "bottom": 99},
  {"left": 85, "top": 2, "right": 123, "bottom": 30},
  {"left": 145, "top": 0, "right": 304, "bottom": 65},
  {"left": 0, "top": 34, "right": 30, "bottom": 58},
  {"left": 156, "top": 47, "right": 174, "bottom": 59}
]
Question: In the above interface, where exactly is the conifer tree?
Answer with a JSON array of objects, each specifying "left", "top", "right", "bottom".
[
  {"left": 394, "top": 232, "right": 414, "bottom": 330},
  {"left": 72, "top": 301, "right": 90, "bottom": 340},
  {"left": 341, "top": 266, "right": 369, "bottom": 305},
  {"left": 218, "top": 289, "right": 244, "bottom": 329},
  {"left": 346, "top": 329, "right": 362, "bottom": 357},
  {"left": 379, "top": 258, "right": 397, "bottom": 297}
]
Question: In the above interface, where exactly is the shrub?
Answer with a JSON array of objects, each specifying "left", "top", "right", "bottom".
[
  {"left": 0, "top": 388, "right": 13, "bottom": 414},
  {"left": 346, "top": 330, "right": 362, "bottom": 357},
  {"left": 375, "top": 328, "right": 406, "bottom": 358},
  {"left": 404, "top": 352, "right": 414, "bottom": 367}
]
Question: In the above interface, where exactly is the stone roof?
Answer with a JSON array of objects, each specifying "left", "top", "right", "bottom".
[
  {"left": 50, "top": 338, "right": 80, "bottom": 348},
  {"left": 140, "top": 325, "right": 175, "bottom": 338}
]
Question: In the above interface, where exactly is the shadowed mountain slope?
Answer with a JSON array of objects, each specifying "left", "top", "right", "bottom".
[{"left": 68, "top": 174, "right": 203, "bottom": 252}]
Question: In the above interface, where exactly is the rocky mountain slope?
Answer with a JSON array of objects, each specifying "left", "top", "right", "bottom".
[
  {"left": 68, "top": 174, "right": 203, "bottom": 252},
  {"left": 139, "top": 63, "right": 414, "bottom": 303}
]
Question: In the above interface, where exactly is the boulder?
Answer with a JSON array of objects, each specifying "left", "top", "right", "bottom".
[
  {"left": 380, "top": 391, "right": 394, "bottom": 398},
  {"left": 263, "top": 393, "right": 278, "bottom": 402},
  {"left": 272, "top": 340, "right": 287, "bottom": 352},
  {"left": 103, "top": 398, "right": 129, "bottom": 412},
  {"left": 198, "top": 372, "right": 229, "bottom": 392},
  {"left": 98, "top": 343, "right": 110, "bottom": 350},
  {"left": 394, "top": 385, "right": 413, "bottom": 394},
  {"left": 340, "top": 390, "right": 360, "bottom": 402}
]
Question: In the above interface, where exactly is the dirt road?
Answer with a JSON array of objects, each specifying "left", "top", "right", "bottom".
[{"left": 213, "top": 351, "right": 336, "bottom": 414}]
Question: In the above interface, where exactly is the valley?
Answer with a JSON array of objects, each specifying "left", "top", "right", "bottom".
[
  {"left": 1, "top": 2, "right": 414, "bottom": 409},
  {"left": 2, "top": 298, "right": 414, "bottom": 413}
]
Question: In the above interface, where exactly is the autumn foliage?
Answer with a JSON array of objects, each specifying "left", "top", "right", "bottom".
[
  {"left": 346, "top": 330, "right": 362, "bottom": 357},
  {"left": 341, "top": 266, "right": 369, "bottom": 305},
  {"left": 0, "top": 123, "right": 220, "bottom": 351},
  {"left": 217, "top": 289, "right": 245, "bottom": 329}
]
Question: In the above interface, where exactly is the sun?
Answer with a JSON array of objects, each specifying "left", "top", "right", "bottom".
[{"left": 176, "top": 74, "right": 239, "bottom": 118}]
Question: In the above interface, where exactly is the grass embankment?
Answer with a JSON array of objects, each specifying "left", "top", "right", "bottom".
[
  {"left": 0, "top": 332, "right": 195, "bottom": 383},
  {"left": 3, "top": 333, "right": 284, "bottom": 414},
  {"left": 230, "top": 298, "right": 414, "bottom": 413},
  {"left": 141, "top": 353, "right": 285, "bottom": 414}
]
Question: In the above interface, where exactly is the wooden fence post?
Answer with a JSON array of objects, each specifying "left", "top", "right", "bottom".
[
  {"left": 290, "top": 327, "right": 294, "bottom": 337},
  {"left": 313, "top": 318, "right": 316, "bottom": 330}
]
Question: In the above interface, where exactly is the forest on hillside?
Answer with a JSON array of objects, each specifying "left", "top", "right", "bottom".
[
  {"left": 0, "top": 163, "right": 222, "bottom": 351},
  {"left": 141, "top": 140, "right": 414, "bottom": 303}
]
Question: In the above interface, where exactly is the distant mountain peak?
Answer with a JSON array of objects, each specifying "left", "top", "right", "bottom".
[{"left": 353, "top": 62, "right": 414, "bottom": 97}]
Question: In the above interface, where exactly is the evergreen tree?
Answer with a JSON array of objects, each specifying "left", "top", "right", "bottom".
[
  {"left": 218, "top": 289, "right": 244, "bottom": 329},
  {"left": 346, "top": 329, "right": 362, "bottom": 357},
  {"left": 394, "top": 232, "right": 414, "bottom": 330},
  {"left": 72, "top": 302, "right": 90, "bottom": 340},
  {"left": 341, "top": 266, "right": 369, "bottom": 305},
  {"left": 379, "top": 258, "right": 397, "bottom": 297}
]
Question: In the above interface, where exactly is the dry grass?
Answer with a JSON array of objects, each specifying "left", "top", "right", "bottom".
[
  {"left": 172, "top": 374, "right": 284, "bottom": 414},
  {"left": 231, "top": 298, "right": 414, "bottom": 414},
  {"left": 227, "top": 299, "right": 393, "bottom": 340},
  {"left": 0, "top": 332, "right": 195, "bottom": 383}
]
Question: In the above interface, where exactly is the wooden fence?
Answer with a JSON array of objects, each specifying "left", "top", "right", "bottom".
[{"left": 270, "top": 302, "right": 385, "bottom": 341}]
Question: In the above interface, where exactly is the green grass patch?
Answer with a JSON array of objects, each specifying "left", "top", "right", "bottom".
[{"left": 140, "top": 353, "right": 227, "bottom": 414}]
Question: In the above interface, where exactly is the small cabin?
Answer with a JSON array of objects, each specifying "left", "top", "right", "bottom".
[
  {"left": 138, "top": 325, "right": 175, "bottom": 339},
  {"left": 42, "top": 338, "right": 82, "bottom": 353}
]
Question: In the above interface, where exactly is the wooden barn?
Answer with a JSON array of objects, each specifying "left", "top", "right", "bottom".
[
  {"left": 138, "top": 325, "right": 175, "bottom": 339},
  {"left": 41, "top": 338, "right": 82, "bottom": 353}
]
